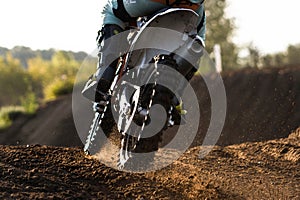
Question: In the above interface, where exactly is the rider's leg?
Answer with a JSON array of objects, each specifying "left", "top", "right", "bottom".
[
  {"left": 94, "top": 24, "right": 124, "bottom": 101},
  {"left": 82, "top": 24, "right": 124, "bottom": 103},
  {"left": 172, "top": 38, "right": 203, "bottom": 124}
]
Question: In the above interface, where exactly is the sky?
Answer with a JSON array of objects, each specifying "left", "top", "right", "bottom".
[
  {"left": 226, "top": 0, "right": 300, "bottom": 54},
  {"left": 0, "top": 0, "right": 299, "bottom": 55}
]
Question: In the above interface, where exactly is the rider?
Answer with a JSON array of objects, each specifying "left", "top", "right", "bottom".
[{"left": 83, "top": 0, "right": 206, "bottom": 110}]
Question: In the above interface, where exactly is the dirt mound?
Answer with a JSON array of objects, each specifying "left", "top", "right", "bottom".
[
  {"left": 191, "top": 66, "right": 300, "bottom": 146},
  {"left": 1, "top": 66, "right": 300, "bottom": 199},
  {"left": 1, "top": 66, "right": 300, "bottom": 147},
  {"left": 1, "top": 129, "right": 299, "bottom": 199},
  {"left": 0, "top": 95, "right": 82, "bottom": 147},
  {"left": 225, "top": 127, "right": 300, "bottom": 163}
]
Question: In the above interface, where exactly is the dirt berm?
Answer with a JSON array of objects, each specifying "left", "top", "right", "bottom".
[
  {"left": 0, "top": 66, "right": 299, "bottom": 199},
  {"left": 1, "top": 66, "right": 299, "bottom": 147}
]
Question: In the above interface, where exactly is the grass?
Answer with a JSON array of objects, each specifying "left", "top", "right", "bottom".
[
  {"left": 44, "top": 78, "right": 74, "bottom": 101},
  {"left": 0, "top": 106, "right": 26, "bottom": 130}
]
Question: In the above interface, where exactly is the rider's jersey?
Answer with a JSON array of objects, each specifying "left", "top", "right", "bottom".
[{"left": 102, "top": 0, "right": 206, "bottom": 42}]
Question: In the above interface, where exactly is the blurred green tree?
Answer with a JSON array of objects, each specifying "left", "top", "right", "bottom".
[
  {"left": 247, "top": 43, "right": 260, "bottom": 68},
  {"left": 205, "top": 0, "right": 239, "bottom": 70},
  {"left": 287, "top": 44, "right": 300, "bottom": 65},
  {"left": 261, "top": 54, "right": 273, "bottom": 67},
  {"left": 27, "top": 50, "right": 81, "bottom": 100},
  {"left": 0, "top": 53, "right": 36, "bottom": 106}
]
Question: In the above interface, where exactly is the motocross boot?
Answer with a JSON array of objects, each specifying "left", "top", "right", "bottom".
[
  {"left": 171, "top": 62, "right": 200, "bottom": 125},
  {"left": 172, "top": 67, "right": 199, "bottom": 124},
  {"left": 82, "top": 24, "right": 124, "bottom": 112},
  {"left": 171, "top": 96, "right": 187, "bottom": 125}
]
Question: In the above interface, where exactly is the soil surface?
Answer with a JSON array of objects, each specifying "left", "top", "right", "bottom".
[{"left": 1, "top": 66, "right": 300, "bottom": 199}]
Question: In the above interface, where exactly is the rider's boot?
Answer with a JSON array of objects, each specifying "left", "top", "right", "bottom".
[
  {"left": 82, "top": 24, "right": 124, "bottom": 111},
  {"left": 171, "top": 65, "right": 198, "bottom": 125},
  {"left": 171, "top": 96, "right": 187, "bottom": 125}
]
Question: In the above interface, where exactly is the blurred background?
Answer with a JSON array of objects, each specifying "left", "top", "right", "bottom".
[{"left": 0, "top": 0, "right": 299, "bottom": 130}]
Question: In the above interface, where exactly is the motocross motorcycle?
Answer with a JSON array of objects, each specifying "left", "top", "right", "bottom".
[{"left": 82, "top": 8, "right": 204, "bottom": 171}]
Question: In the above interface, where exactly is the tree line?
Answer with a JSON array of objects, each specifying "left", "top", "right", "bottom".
[
  {"left": 0, "top": 49, "right": 87, "bottom": 109},
  {"left": 241, "top": 43, "right": 300, "bottom": 69},
  {"left": 205, "top": 1, "right": 300, "bottom": 70},
  {"left": 0, "top": 46, "right": 87, "bottom": 68},
  {"left": 261, "top": 44, "right": 300, "bottom": 68}
]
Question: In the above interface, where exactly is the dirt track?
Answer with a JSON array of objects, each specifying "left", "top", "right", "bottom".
[
  {"left": 1, "top": 129, "right": 299, "bottom": 199},
  {"left": 0, "top": 66, "right": 300, "bottom": 199}
]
